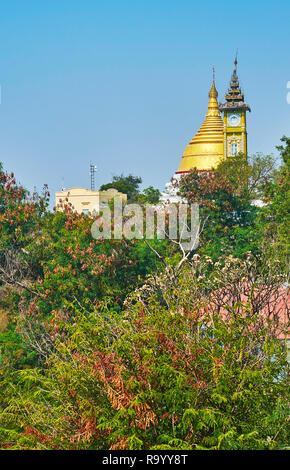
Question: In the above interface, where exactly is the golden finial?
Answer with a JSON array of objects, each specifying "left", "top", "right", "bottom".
[
  {"left": 208, "top": 66, "right": 218, "bottom": 98},
  {"left": 209, "top": 79, "right": 218, "bottom": 99}
]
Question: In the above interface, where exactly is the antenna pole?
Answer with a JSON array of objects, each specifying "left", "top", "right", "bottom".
[{"left": 90, "top": 163, "right": 97, "bottom": 191}]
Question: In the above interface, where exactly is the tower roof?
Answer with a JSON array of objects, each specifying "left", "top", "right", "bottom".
[
  {"left": 219, "top": 57, "right": 251, "bottom": 112},
  {"left": 226, "top": 57, "right": 244, "bottom": 102},
  {"left": 176, "top": 78, "right": 224, "bottom": 173}
]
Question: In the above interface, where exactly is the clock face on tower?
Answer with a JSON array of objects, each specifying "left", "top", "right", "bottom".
[{"left": 228, "top": 113, "right": 241, "bottom": 127}]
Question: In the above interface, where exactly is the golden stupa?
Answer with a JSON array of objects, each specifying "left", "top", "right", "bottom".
[{"left": 176, "top": 79, "right": 224, "bottom": 173}]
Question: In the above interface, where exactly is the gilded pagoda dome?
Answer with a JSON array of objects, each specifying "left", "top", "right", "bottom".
[{"left": 176, "top": 80, "right": 224, "bottom": 173}]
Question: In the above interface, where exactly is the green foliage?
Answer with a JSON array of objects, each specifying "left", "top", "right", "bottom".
[
  {"left": 247, "top": 153, "right": 277, "bottom": 199},
  {"left": 100, "top": 174, "right": 142, "bottom": 202},
  {"left": 177, "top": 161, "right": 260, "bottom": 260},
  {"left": 215, "top": 152, "right": 277, "bottom": 200},
  {"left": 0, "top": 142, "right": 288, "bottom": 451},
  {"left": 0, "top": 257, "right": 288, "bottom": 450},
  {"left": 137, "top": 186, "right": 161, "bottom": 204},
  {"left": 0, "top": 190, "right": 172, "bottom": 372},
  {"left": 0, "top": 172, "right": 49, "bottom": 255},
  {"left": 176, "top": 151, "right": 281, "bottom": 261},
  {"left": 277, "top": 135, "right": 290, "bottom": 167},
  {"left": 258, "top": 136, "right": 290, "bottom": 267}
]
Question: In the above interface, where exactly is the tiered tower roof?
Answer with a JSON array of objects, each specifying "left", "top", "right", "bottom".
[{"left": 219, "top": 58, "right": 251, "bottom": 112}]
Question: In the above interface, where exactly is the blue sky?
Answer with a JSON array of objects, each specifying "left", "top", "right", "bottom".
[{"left": 0, "top": 0, "right": 289, "bottom": 201}]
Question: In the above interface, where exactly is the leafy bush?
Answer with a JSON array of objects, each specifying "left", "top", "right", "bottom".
[{"left": 0, "top": 257, "right": 288, "bottom": 450}]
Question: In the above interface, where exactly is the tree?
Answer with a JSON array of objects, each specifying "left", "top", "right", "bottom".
[
  {"left": 0, "top": 181, "right": 172, "bottom": 369},
  {"left": 137, "top": 186, "right": 161, "bottom": 205},
  {"left": 215, "top": 153, "right": 277, "bottom": 200},
  {"left": 177, "top": 162, "right": 259, "bottom": 260},
  {"left": 276, "top": 135, "right": 290, "bottom": 167},
  {"left": 258, "top": 136, "right": 290, "bottom": 267},
  {"left": 100, "top": 174, "right": 142, "bottom": 202},
  {"left": 248, "top": 153, "right": 277, "bottom": 199},
  {"left": 0, "top": 165, "right": 51, "bottom": 420},
  {"left": 0, "top": 166, "right": 172, "bottom": 436},
  {"left": 0, "top": 255, "right": 287, "bottom": 450},
  {"left": 0, "top": 152, "right": 288, "bottom": 451}
]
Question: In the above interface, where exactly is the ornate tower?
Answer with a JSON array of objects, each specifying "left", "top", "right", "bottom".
[
  {"left": 219, "top": 58, "right": 251, "bottom": 159},
  {"left": 176, "top": 76, "right": 224, "bottom": 174}
]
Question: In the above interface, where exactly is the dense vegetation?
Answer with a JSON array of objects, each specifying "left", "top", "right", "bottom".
[{"left": 0, "top": 139, "right": 289, "bottom": 450}]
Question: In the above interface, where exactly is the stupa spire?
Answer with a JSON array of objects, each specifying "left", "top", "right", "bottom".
[
  {"left": 176, "top": 74, "right": 224, "bottom": 173},
  {"left": 207, "top": 77, "right": 220, "bottom": 117}
]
